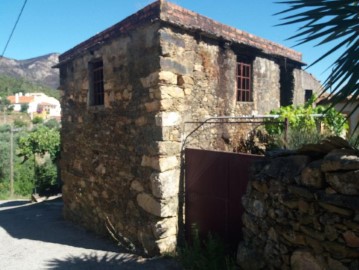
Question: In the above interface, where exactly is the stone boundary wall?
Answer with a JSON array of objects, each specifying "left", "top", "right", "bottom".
[{"left": 238, "top": 144, "right": 359, "bottom": 270}]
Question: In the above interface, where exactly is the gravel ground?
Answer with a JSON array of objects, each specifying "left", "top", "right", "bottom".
[{"left": 0, "top": 197, "right": 182, "bottom": 270}]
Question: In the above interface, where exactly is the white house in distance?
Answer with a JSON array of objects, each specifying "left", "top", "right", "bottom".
[{"left": 7, "top": 92, "right": 61, "bottom": 120}]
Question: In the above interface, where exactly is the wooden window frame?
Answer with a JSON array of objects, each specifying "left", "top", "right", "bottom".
[
  {"left": 89, "top": 60, "right": 104, "bottom": 106},
  {"left": 236, "top": 60, "right": 252, "bottom": 102}
]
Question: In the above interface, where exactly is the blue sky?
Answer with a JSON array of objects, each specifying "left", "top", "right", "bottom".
[{"left": 0, "top": 0, "right": 339, "bottom": 84}]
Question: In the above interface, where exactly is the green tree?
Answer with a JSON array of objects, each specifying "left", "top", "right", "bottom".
[
  {"left": 0, "top": 96, "right": 11, "bottom": 115},
  {"left": 20, "top": 103, "right": 29, "bottom": 113},
  {"left": 17, "top": 125, "right": 60, "bottom": 194},
  {"left": 32, "top": 116, "right": 44, "bottom": 125},
  {"left": 44, "top": 119, "right": 60, "bottom": 130},
  {"left": 0, "top": 125, "right": 32, "bottom": 198},
  {"left": 13, "top": 119, "right": 28, "bottom": 128},
  {"left": 277, "top": 1, "right": 359, "bottom": 116},
  {"left": 18, "top": 125, "right": 60, "bottom": 163},
  {"left": 0, "top": 125, "right": 10, "bottom": 182},
  {"left": 14, "top": 157, "right": 35, "bottom": 196}
]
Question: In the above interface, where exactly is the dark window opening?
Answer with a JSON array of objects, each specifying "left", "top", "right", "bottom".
[
  {"left": 236, "top": 61, "right": 252, "bottom": 102},
  {"left": 279, "top": 65, "right": 294, "bottom": 106},
  {"left": 305, "top": 89, "right": 313, "bottom": 103},
  {"left": 89, "top": 60, "right": 104, "bottom": 106},
  {"left": 59, "top": 65, "right": 67, "bottom": 80}
]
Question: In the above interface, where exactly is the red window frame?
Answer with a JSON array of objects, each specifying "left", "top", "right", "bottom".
[{"left": 236, "top": 61, "right": 252, "bottom": 102}]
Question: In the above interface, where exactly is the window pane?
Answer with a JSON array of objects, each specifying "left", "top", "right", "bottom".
[{"left": 236, "top": 61, "right": 252, "bottom": 102}]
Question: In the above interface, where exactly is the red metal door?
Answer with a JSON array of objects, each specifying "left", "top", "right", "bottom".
[{"left": 185, "top": 148, "right": 263, "bottom": 249}]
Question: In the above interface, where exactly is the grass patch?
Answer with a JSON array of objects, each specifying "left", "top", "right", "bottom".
[
  {"left": 271, "top": 128, "right": 327, "bottom": 150},
  {"left": 178, "top": 227, "right": 237, "bottom": 270}
]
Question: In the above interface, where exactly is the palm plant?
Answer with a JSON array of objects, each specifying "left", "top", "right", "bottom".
[{"left": 276, "top": 1, "right": 359, "bottom": 119}]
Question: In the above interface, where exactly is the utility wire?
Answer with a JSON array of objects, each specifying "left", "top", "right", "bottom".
[{"left": 1, "top": 0, "right": 29, "bottom": 58}]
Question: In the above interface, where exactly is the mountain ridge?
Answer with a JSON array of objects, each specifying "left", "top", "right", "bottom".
[{"left": 0, "top": 53, "right": 60, "bottom": 89}]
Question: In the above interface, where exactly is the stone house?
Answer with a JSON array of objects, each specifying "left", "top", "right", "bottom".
[{"left": 55, "top": 0, "right": 322, "bottom": 255}]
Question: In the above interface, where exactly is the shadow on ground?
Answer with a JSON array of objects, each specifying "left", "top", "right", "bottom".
[
  {"left": 0, "top": 197, "right": 120, "bottom": 252},
  {"left": 0, "top": 200, "right": 31, "bottom": 208},
  {"left": 46, "top": 253, "right": 181, "bottom": 270}
]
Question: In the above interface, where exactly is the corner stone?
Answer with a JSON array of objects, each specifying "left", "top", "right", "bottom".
[
  {"left": 152, "top": 217, "right": 178, "bottom": 239},
  {"left": 158, "top": 71, "right": 177, "bottom": 84},
  {"left": 136, "top": 193, "right": 178, "bottom": 218},
  {"left": 156, "top": 235, "right": 177, "bottom": 254},
  {"left": 150, "top": 170, "right": 180, "bottom": 199},
  {"left": 141, "top": 155, "right": 178, "bottom": 172},
  {"left": 155, "top": 112, "right": 181, "bottom": 127},
  {"left": 159, "top": 85, "right": 185, "bottom": 99}
]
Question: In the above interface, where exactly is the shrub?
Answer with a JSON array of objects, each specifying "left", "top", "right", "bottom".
[
  {"left": 0, "top": 182, "right": 10, "bottom": 200},
  {"left": 7, "top": 105, "right": 14, "bottom": 113},
  {"left": 20, "top": 103, "right": 29, "bottom": 113},
  {"left": 14, "top": 158, "right": 35, "bottom": 196},
  {"left": 265, "top": 103, "right": 348, "bottom": 137},
  {"left": 35, "top": 159, "right": 58, "bottom": 195},
  {"left": 179, "top": 226, "right": 236, "bottom": 270},
  {"left": 13, "top": 119, "right": 28, "bottom": 128},
  {"left": 0, "top": 124, "right": 10, "bottom": 132},
  {"left": 271, "top": 128, "right": 329, "bottom": 150},
  {"left": 264, "top": 100, "right": 348, "bottom": 149},
  {"left": 0, "top": 127, "right": 10, "bottom": 182},
  {"left": 32, "top": 116, "right": 44, "bottom": 124},
  {"left": 44, "top": 119, "right": 60, "bottom": 130}
]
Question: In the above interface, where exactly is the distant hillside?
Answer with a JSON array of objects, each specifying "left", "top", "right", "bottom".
[
  {"left": 0, "top": 53, "right": 59, "bottom": 89},
  {"left": 0, "top": 75, "right": 59, "bottom": 99}
]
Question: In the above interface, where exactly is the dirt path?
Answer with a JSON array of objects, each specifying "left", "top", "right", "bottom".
[{"left": 0, "top": 197, "right": 182, "bottom": 270}]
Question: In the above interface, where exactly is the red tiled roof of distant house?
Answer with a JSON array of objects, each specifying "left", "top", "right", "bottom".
[{"left": 7, "top": 96, "right": 34, "bottom": 104}]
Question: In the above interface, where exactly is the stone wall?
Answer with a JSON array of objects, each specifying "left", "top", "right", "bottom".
[
  {"left": 158, "top": 26, "right": 287, "bottom": 151},
  {"left": 238, "top": 141, "right": 359, "bottom": 269},
  {"left": 60, "top": 22, "right": 181, "bottom": 255},
  {"left": 293, "top": 69, "right": 322, "bottom": 105}
]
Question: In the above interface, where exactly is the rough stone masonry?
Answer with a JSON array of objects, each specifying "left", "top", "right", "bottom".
[
  {"left": 55, "top": 0, "right": 322, "bottom": 255},
  {"left": 238, "top": 138, "right": 359, "bottom": 270}
]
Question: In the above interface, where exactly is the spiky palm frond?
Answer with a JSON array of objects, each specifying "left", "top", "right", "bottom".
[{"left": 276, "top": 0, "right": 359, "bottom": 118}]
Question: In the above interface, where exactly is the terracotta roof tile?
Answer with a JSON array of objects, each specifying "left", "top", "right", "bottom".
[{"left": 7, "top": 96, "right": 34, "bottom": 104}]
